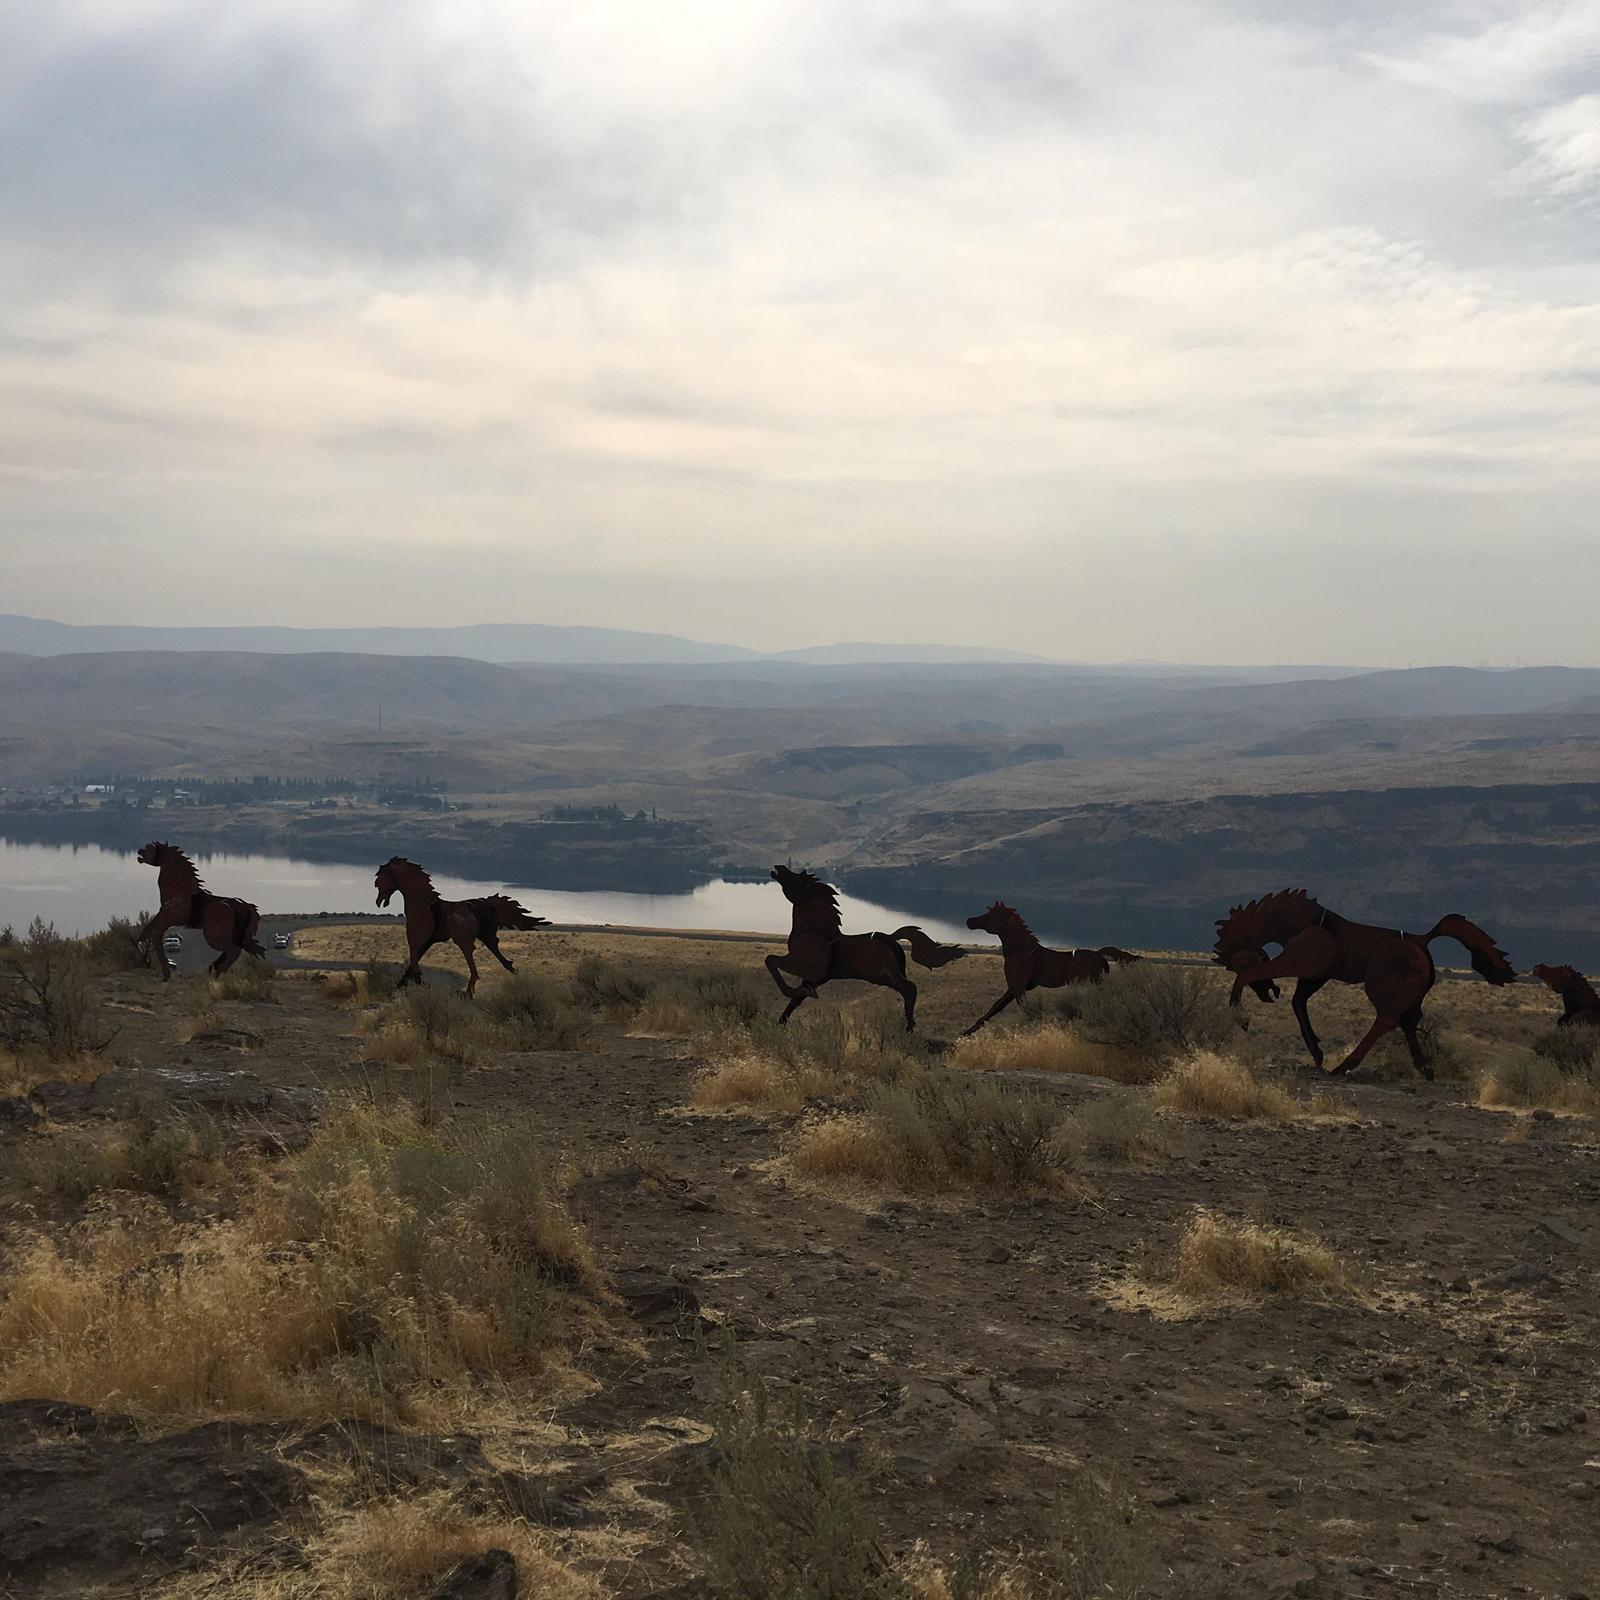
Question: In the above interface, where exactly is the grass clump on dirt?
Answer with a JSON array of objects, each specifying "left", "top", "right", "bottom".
[
  {"left": 1071, "top": 964, "right": 1235, "bottom": 1065},
  {"left": 569, "top": 952, "right": 651, "bottom": 1014},
  {"left": 20, "top": 1106, "right": 223, "bottom": 1204},
  {"left": 1477, "top": 1044, "right": 1600, "bottom": 1117},
  {"left": 948, "top": 1020, "right": 1124, "bottom": 1079},
  {"left": 477, "top": 971, "right": 593, "bottom": 1050},
  {"left": 1152, "top": 1051, "right": 1331, "bottom": 1120},
  {"left": 633, "top": 962, "right": 771, "bottom": 1036},
  {"left": 788, "top": 1069, "right": 1080, "bottom": 1195},
  {"left": 700, "top": 1353, "right": 898, "bottom": 1600},
  {"left": 359, "top": 985, "right": 484, "bottom": 1066},
  {"left": 1532, "top": 1025, "right": 1600, "bottom": 1073},
  {"left": 690, "top": 1001, "right": 923, "bottom": 1115},
  {"left": 0, "top": 1100, "right": 601, "bottom": 1426},
  {"left": 1112, "top": 1208, "right": 1360, "bottom": 1317},
  {"left": 1072, "top": 1092, "right": 1167, "bottom": 1164},
  {"left": 207, "top": 960, "right": 280, "bottom": 1004}
]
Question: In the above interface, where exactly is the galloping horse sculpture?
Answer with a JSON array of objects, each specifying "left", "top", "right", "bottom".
[
  {"left": 766, "top": 864, "right": 965, "bottom": 1029},
  {"left": 1214, "top": 888, "right": 1515, "bottom": 1077},
  {"left": 1532, "top": 964, "right": 1600, "bottom": 1029},
  {"left": 961, "top": 901, "right": 1139, "bottom": 1035},
  {"left": 136, "top": 841, "right": 266, "bottom": 981},
  {"left": 375, "top": 856, "right": 549, "bottom": 996}
]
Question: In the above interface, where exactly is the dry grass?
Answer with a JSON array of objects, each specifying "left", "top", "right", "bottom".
[
  {"left": 208, "top": 961, "right": 280, "bottom": 1004},
  {"left": 358, "top": 985, "right": 483, "bottom": 1067},
  {"left": 1071, "top": 963, "right": 1236, "bottom": 1064},
  {"left": 948, "top": 1021, "right": 1150, "bottom": 1081},
  {"left": 691, "top": 1053, "right": 838, "bottom": 1115},
  {"left": 0, "top": 1100, "right": 600, "bottom": 1426},
  {"left": 786, "top": 1070, "right": 1082, "bottom": 1196},
  {"left": 630, "top": 963, "right": 770, "bottom": 1036},
  {"left": 1476, "top": 1045, "right": 1600, "bottom": 1117},
  {"left": 19, "top": 1111, "right": 224, "bottom": 1204},
  {"left": 0, "top": 1045, "right": 105, "bottom": 1097},
  {"left": 161, "top": 1485, "right": 597, "bottom": 1600},
  {"left": 1110, "top": 1208, "right": 1359, "bottom": 1318},
  {"left": 1151, "top": 1051, "right": 1339, "bottom": 1121}
]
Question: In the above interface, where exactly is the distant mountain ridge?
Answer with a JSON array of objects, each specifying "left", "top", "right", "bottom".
[{"left": 0, "top": 615, "right": 1063, "bottom": 667}]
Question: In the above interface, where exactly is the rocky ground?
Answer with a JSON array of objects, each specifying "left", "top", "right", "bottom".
[{"left": 1, "top": 930, "right": 1596, "bottom": 1599}]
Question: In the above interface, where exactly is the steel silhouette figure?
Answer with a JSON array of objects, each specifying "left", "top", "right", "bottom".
[
  {"left": 136, "top": 841, "right": 266, "bottom": 981},
  {"left": 1532, "top": 963, "right": 1600, "bottom": 1029},
  {"left": 375, "top": 856, "right": 549, "bottom": 996},
  {"left": 961, "top": 901, "right": 1138, "bottom": 1035},
  {"left": 1214, "top": 888, "right": 1515, "bottom": 1077},
  {"left": 766, "top": 864, "right": 965, "bottom": 1029}
]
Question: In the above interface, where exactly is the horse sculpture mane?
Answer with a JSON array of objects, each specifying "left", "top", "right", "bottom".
[
  {"left": 150, "top": 841, "right": 206, "bottom": 896},
  {"left": 1534, "top": 963, "right": 1600, "bottom": 1011},
  {"left": 781, "top": 868, "right": 843, "bottom": 937},
  {"left": 986, "top": 901, "right": 1040, "bottom": 948},
  {"left": 381, "top": 856, "right": 440, "bottom": 902},
  {"left": 1213, "top": 888, "right": 1326, "bottom": 960}
]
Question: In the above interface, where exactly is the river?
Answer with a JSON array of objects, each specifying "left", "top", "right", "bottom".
[{"left": 0, "top": 838, "right": 973, "bottom": 944}]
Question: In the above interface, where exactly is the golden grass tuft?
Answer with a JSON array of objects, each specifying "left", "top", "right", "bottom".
[
  {"left": 786, "top": 1114, "right": 905, "bottom": 1187},
  {"left": 1152, "top": 1051, "right": 1303, "bottom": 1120},
  {"left": 1476, "top": 1045, "right": 1600, "bottom": 1117},
  {"left": 0, "top": 1100, "right": 599, "bottom": 1427},
  {"left": 690, "top": 1053, "right": 837, "bottom": 1115},
  {"left": 161, "top": 1487, "right": 598, "bottom": 1600},
  {"left": 1110, "top": 1207, "right": 1359, "bottom": 1318},
  {"left": 948, "top": 1020, "right": 1146, "bottom": 1080}
]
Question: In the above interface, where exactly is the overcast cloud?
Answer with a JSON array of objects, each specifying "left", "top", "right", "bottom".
[{"left": 2, "top": 0, "right": 1598, "bottom": 664}]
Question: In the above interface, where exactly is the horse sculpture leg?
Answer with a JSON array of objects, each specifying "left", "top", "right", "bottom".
[
  {"left": 1290, "top": 976, "right": 1328, "bottom": 1068},
  {"left": 1333, "top": 940, "right": 1434, "bottom": 1078},
  {"left": 962, "top": 989, "right": 1021, "bottom": 1037},
  {"left": 895, "top": 975, "right": 918, "bottom": 1030},
  {"left": 778, "top": 980, "right": 821, "bottom": 1024},
  {"left": 765, "top": 953, "right": 805, "bottom": 1000},
  {"left": 456, "top": 936, "right": 482, "bottom": 997},
  {"left": 139, "top": 907, "right": 180, "bottom": 981},
  {"left": 1398, "top": 1005, "right": 1430, "bottom": 1078},
  {"left": 481, "top": 932, "right": 516, "bottom": 973}
]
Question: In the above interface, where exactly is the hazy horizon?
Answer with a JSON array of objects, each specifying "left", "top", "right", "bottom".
[{"left": 4, "top": 2, "right": 1598, "bottom": 667}]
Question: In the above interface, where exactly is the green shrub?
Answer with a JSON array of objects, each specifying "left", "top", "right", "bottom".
[
  {"left": 1072, "top": 963, "right": 1234, "bottom": 1062},
  {"left": 570, "top": 953, "right": 651, "bottom": 1013},
  {"left": 209, "top": 959, "right": 279, "bottom": 1004},
  {"left": 1533, "top": 1025, "right": 1600, "bottom": 1073},
  {"left": 0, "top": 920, "right": 115, "bottom": 1059},
  {"left": 78, "top": 914, "right": 151, "bottom": 971},
  {"left": 479, "top": 972, "right": 592, "bottom": 1050}
]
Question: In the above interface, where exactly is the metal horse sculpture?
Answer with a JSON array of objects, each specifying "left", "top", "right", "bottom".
[
  {"left": 136, "top": 841, "right": 266, "bottom": 981},
  {"left": 375, "top": 856, "right": 549, "bottom": 996},
  {"left": 961, "top": 901, "right": 1138, "bottom": 1035},
  {"left": 766, "top": 864, "right": 965, "bottom": 1029},
  {"left": 1214, "top": 889, "right": 1515, "bottom": 1077},
  {"left": 1532, "top": 964, "right": 1600, "bottom": 1029}
]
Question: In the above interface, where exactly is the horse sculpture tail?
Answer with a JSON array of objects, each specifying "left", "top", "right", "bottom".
[
  {"left": 1096, "top": 946, "right": 1140, "bottom": 966},
  {"left": 486, "top": 895, "right": 551, "bottom": 932},
  {"left": 1421, "top": 914, "right": 1515, "bottom": 986},
  {"left": 888, "top": 927, "right": 967, "bottom": 969}
]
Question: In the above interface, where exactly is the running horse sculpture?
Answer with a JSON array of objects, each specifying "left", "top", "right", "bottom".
[
  {"left": 1532, "top": 964, "right": 1600, "bottom": 1029},
  {"left": 375, "top": 856, "right": 549, "bottom": 996},
  {"left": 136, "top": 841, "right": 267, "bottom": 981},
  {"left": 961, "top": 901, "right": 1138, "bottom": 1035},
  {"left": 766, "top": 864, "right": 966, "bottom": 1029},
  {"left": 1214, "top": 888, "right": 1516, "bottom": 1077}
]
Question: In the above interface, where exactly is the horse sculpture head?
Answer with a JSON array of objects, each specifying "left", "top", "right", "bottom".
[
  {"left": 966, "top": 902, "right": 1005, "bottom": 935},
  {"left": 375, "top": 857, "right": 407, "bottom": 907},
  {"left": 136, "top": 841, "right": 166, "bottom": 867}
]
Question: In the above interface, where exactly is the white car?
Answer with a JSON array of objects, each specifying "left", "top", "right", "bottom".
[
  {"left": 163, "top": 934, "right": 182, "bottom": 952},
  {"left": 273, "top": 932, "right": 292, "bottom": 949}
]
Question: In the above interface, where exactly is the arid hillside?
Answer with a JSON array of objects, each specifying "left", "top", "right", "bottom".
[{"left": 1, "top": 920, "right": 1596, "bottom": 1599}]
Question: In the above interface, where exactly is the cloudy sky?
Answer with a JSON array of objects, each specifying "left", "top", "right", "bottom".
[{"left": 3, "top": 0, "right": 1598, "bottom": 664}]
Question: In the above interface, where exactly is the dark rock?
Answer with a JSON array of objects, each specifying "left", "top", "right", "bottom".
[
  {"left": 1531, "top": 1107, "right": 1555, "bottom": 1121},
  {"left": 614, "top": 1268, "right": 700, "bottom": 1321},
  {"left": 985, "top": 1245, "right": 1012, "bottom": 1265},
  {"left": 0, "top": 1096, "right": 40, "bottom": 1129},
  {"left": 1483, "top": 1263, "right": 1554, "bottom": 1292},
  {"left": 0, "top": 1402, "right": 306, "bottom": 1584},
  {"left": 190, "top": 1026, "right": 266, "bottom": 1050},
  {"left": 429, "top": 1548, "right": 516, "bottom": 1600},
  {"left": 26, "top": 1080, "right": 93, "bottom": 1115},
  {"left": 1149, "top": 1489, "right": 1189, "bottom": 1508}
]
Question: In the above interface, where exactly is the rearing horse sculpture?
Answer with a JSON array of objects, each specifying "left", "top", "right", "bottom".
[
  {"left": 136, "top": 841, "right": 266, "bottom": 981},
  {"left": 375, "top": 856, "right": 549, "bottom": 996},
  {"left": 766, "top": 864, "right": 965, "bottom": 1029},
  {"left": 1532, "top": 964, "right": 1600, "bottom": 1029},
  {"left": 961, "top": 901, "right": 1138, "bottom": 1035},
  {"left": 1214, "top": 888, "right": 1515, "bottom": 1077}
]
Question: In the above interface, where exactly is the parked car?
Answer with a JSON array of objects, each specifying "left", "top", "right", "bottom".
[
  {"left": 163, "top": 933, "right": 182, "bottom": 952},
  {"left": 273, "top": 932, "right": 292, "bottom": 949}
]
